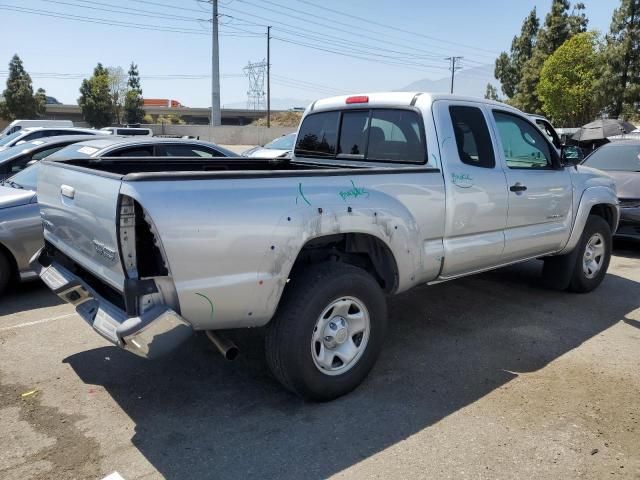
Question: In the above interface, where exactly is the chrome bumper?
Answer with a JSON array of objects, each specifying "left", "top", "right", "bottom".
[{"left": 32, "top": 249, "right": 192, "bottom": 359}]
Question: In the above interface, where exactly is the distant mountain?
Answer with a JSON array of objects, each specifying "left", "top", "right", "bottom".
[
  {"left": 223, "top": 97, "right": 313, "bottom": 110},
  {"left": 399, "top": 64, "right": 500, "bottom": 98}
]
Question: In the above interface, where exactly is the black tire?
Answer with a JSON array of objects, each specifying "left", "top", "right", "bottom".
[
  {"left": 0, "top": 250, "right": 11, "bottom": 295},
  {"left": 265, "top": 262, "right": 387, "bottom": 401},
  {"left": 567, "top": 215, "right": 612, "bottom": 293}
]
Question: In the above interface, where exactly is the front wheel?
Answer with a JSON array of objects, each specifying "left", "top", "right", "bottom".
[
  {"left": 568, "top": 215, "right": 612, "bottom": 293},
  {"left": 265, "top": 262, "right": 387, "bottom": 401}
]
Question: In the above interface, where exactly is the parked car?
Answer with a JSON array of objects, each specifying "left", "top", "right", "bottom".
[
  {"left": 0, "top": 137, "right": 236, "bottom": 295},
  {"left": 581, "top": 140, "right": 640, "bottom": 240},
  {"left": 100, "top": 127, "right": 153, "bottom": 137},
  {"left": 33, "top": 92, "right": 618, "bottom": 401},
  {"left": 242, "top": 132, "right": 296, "bottom": 158},
  {"left": 527, "top": 114, "right": 562, "bottom": 151},
  {"left": 0, "top": 163, "right": 42, "bottom": 293},
  {"left": 0, "top": 119, "right": 73, "bottom": 137},
  {"left": 48, "top": 136, "right": 236, "bottom": 160},
  {"left": 0, "top": 135, "right": 98, "bottom": 182},
  {"left": 0, "top": 127, "right": 108, "bottom": 152}
]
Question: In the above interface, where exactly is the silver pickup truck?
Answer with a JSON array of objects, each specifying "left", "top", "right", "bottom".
[{"left": 33, "top": 93, "right": 619, "bottom": 401}]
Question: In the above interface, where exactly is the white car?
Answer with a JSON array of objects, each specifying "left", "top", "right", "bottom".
[
  {"left": 0, "top": 127, "right": 109, "bottom": 152},
  {"left": 100, "top": 127, "right": 153, "bottom": 136},
  {"left": 242, "top": 133, "right": 296, "bottom": 158},
  {"left": 0, "top": 119, "right": 73, "bottom": 137}
]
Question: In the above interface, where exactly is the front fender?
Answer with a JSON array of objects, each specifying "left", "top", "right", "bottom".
[{"left": 558, "top": 186, "right": 620, "bottom": 254}]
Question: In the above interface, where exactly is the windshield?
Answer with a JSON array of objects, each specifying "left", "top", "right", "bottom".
[
  {"left": 0, "top": 130, "right": 24, "bottom": 146},
  {"left": 6, "top": 163, "right": 39, "bottom": 191},
  {"left": 265, "top": 134, "right": 295, "bottom": 150},
  {"left": 583, "top": 144, "right": 640, "bottom": 171}
]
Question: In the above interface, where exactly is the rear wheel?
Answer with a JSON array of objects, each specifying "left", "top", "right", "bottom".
[
  {"left": 0, "top": 250, "right": 12, "bottom": 295},
  {"left": 265, "top": 262, "right": 387, "bottom": 401}
]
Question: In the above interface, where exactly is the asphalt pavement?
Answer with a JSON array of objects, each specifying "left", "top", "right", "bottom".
[{"left": 1, "top": 243, "right": 639, "bottom": 479}]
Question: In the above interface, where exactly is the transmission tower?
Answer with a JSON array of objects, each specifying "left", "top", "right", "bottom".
[{"left": 243, "top": 60, "right": 267, "bottom": 111}]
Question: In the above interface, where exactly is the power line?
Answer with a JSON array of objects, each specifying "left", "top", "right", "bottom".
[
  {"left": 236, "top": 0, "right": 487, "bottom": 63},
  {"left": 36, "top": 0, "right": 208, "bottom": 23},
  {"left": 0, "top": 5, "right": 212, "bottom": 34},
  {"left": 223, "top": 14, "right": 452, "bottom": 69},
  {"left": 0, "top": 4, "right": 261, "bottom": 36},
  {"left": 225, "top": 1, "right": 456, "bottom": 63},
  {"left": 293, "top": 0, "right": 500, "bottom": 57}
]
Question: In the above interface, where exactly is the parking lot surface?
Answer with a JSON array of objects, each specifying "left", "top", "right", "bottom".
[{"left": 1, "top": 245, "right": 639, "bottom": 480}]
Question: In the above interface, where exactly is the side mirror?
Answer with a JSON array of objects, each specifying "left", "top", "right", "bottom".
[{"left": 561, "top": 145, "right": 583, "bottom": 167}]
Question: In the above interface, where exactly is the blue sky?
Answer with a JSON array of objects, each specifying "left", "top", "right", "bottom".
[{"left": 0, "top": 0, "right": 617, "bottom": 107}]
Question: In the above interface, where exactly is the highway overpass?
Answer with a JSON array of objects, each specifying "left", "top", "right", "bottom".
[{"left": 44, "top": 104, "right": 281, "bottom": 126}]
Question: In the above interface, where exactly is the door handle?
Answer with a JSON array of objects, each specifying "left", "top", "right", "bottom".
[
  {"left": 60, "top": 184, "right": 75, "bottom": 199},
  {"left": 509, "top": 183, "right": 527, "bottom": 192}
]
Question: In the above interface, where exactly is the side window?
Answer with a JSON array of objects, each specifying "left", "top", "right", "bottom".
[
  {"left": 31, "top": 145, "right": 66, "bottom": 161},
  {"left": 448, "top": 106, "right": 495, "bottom": 168},
  {"left": 493, "top": 111, "right": 553, "bottom": 169},
  {"left": 338, "top": 110, "right": 369, "bottom": 157},
  {"left": 61, "top": 130, "right": 90, "bottom": 136},
  {"left": 109, "top": 146, "right": 153, "bottom": 157},
  {"left": 295, "top": 111, "right": 339, "bottom": 157},
  {"left": 8, "top": 155, "right": 33, "bottom": 174},
  {"left": 367, "top": 109, "right": 424, "bottom": 162},
  {"left": 158, "top": 144, "right": 218, "bottom": 157},
  {"left": 22, "top": 131, "right": 46, "bottom": 142}
]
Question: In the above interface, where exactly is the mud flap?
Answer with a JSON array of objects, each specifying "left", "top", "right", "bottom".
[{"left": 541, "top": 247, "right": 580, "bottom": 291}]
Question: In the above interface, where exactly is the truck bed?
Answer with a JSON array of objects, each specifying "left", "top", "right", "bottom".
[{"left": 48, "top": 156, "right": 432, "bottom": 181}]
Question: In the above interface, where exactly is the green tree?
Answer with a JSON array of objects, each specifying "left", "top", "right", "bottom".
[
  {"left": 484, "top": 83, "right": 501, "bottom": 101},
  {"left": 537, "top": 32, "right": 603, "bottom": 126},
  {"left": 107, "top": 66, "right": 127, "bottom": 124},
  {"left": 511, "top": 0, "right": 588, "bottom": 113},
  {"left": 78, "top": 63, "right": 113, "bottom": 128},
  {"left": 158, "top": 114, "right": 185, "bottom": 125},
  {"left": 124, "top": 62, "right": 145, "bottom": 124},
  {"left": 603, "top": 0, "right": 640, "bottom": 117},
  {"left": 0, "top": 54, "right": 47, "bottom": 120},
  {"left": 494, "top": 8, "right": 540, "bottom": 99},
  {"left": 34, "top": 88, "right": 47, "bottom": 117}
]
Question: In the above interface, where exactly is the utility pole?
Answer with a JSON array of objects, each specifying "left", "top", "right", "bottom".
[
  {"left": 445, "top": 56, "right": 463, "bottom": 94},
  {"left": 210, "top": 0, "right": 221, "bottom": 126},
  {"left": 267, "top": 25, "right": 271, "bottom": 128}
]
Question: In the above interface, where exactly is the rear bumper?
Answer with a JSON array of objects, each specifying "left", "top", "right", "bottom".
[{"left": 32, "top": 248, "right": 192, "bottom": 359}]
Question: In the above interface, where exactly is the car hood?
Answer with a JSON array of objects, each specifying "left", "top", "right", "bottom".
[
  {"left": 0, "top": 185, "right": 36, "bottom": 209},
  {"left": 606, "top": 171, "right": 640, "bottom": 199},
  {"left": 244, "top": 147, "right": 290, "bottom": 158}
]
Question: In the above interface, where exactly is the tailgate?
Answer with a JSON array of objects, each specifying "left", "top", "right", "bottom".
[{"left": 38, "top": 162, "right": 125, "bottom": 290}]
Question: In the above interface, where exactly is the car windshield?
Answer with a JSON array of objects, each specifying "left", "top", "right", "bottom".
[
  {"left": 265, "top": 134, "right": 295, "bottom": 150},
  {"left": 583, "top": 144, "right": 640, "bottom": 171},
  {"left": 5, "top": 163, "right": 39, "bottom": 191},
  {"left": 0, "top": 130, "right": 24, "bottom": 146}
]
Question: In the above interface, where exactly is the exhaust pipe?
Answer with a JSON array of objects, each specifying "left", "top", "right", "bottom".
[{"left": 206, "top": 330, "right": 239, "bottom": 361}]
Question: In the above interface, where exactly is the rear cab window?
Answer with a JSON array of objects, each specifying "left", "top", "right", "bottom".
[
  {"left": 295, "top": 108, "right": 426, "bottom": 164},
  {"left": 448, "top": 106, "right": 495, "bottom": 168}
]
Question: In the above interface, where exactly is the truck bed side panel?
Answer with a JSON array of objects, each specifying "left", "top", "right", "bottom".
[{"left": 120, "top": 171, "right": 445, "bottom": 330}]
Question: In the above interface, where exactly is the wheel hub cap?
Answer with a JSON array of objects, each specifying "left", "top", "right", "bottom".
[
  {"left": 582, "top": 233, "right": 605, "bottom": 279},
  {"left": 311, "top": 297, "right": 371, "bottom": 376},
  {"left": 323, "top": 317, "right": 348, "bottom": 348}
]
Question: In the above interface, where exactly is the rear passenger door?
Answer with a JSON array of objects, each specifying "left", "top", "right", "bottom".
[
  {"left": 491, "top": 110, "right": 572, "bottom": 260},
  {"left": 433, "top": 100, "right": 509, "bottom": 278}
]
